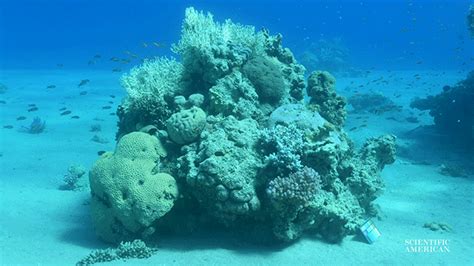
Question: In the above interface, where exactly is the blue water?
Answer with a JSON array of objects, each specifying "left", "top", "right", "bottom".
[
  {"left": 1, "top": 1, "right": 473, "bottom": 265},
  {"left": 1, "top": 0, "right": 473, "bottom": 70}
]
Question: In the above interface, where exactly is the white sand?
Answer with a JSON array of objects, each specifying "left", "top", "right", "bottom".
[{"left": 0, "top": 69, "right": 472, "bottom": 265}]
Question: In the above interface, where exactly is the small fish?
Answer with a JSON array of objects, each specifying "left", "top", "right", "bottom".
[
  {"left": 110, "top": 57, "right": 120, "bottom": 62},
  {"left": 0, "top": 100, "right": 6, "bottom": 104},
  {"left": 416, "top": 61, "right": 423, "bottom": 64},
  {"left": 57, "top": 64, "right": 64, "bottom": 68},
  {"left": 79, "top": 91, "right": 88, "bottom": 96},
  {"left": 102, "top": 106, "right": 112, "bottom": 110},
  {"left": 121, "top": 58, "right": 131, "bottom": 64},
  {"left": 109, "top": 95, "right": 116, "bottom": 98},
  {"left": 28, "top": 107, "right": 38, "bottom": 112},
  {"left": 78, "top": 79, "right": 90, "bottom": 87},
  {"left": 60, "top": 110, "right": 72, "bottom": 116},
  {"left": 112, "top": 68, "right": 122, "bottom": 72},
  {"left": 94, "top": 54, "right": 101, "bottom": 59},
  {"left": 108, "top": 101, "right": 114, "bottom": 104},
  {"left": 109, "top": 112, "right": 115, "bottom": 116},
  {"left": 28, "top": 104, "right": 36, "bottom": 107},
  {"left": 88, "top": 60, "right": 96, "bottom": 65},
  {"left": 46, "top": 85, "right": 56, "bottom": 89},
  {"left": 349, "top": 127, "right": 358, "bottom": 131},
  {"left": 97, "top": 150, "right": 106, "bottom": 156},
  {"left": 59, "top": 107, "right": 67, "bottom": 111},
  {"left": 143, "top": 42, "right": 148, "bottom": 48},
  {"left": 16, "top": 116, "right": 27, "bottom": 121},
  {"left": 71, "top": 115, "right": 80, "bottom": 119},
  {"left": 152, "top": 42, "right": 163, "bottom": 48},
  {"left": 3, "top": 125, "right": 13, "bottom": 129}
]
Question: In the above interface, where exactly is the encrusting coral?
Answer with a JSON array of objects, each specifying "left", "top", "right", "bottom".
[{"left": 89, "top": 7, "right": 396, "bottom": 245}]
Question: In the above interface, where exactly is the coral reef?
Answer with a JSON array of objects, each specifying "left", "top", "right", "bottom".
[
  {"left": 348, "top": 92, "right": 401, "bottom": 114},
  {"left": 410, "top": 71, "right": 474, "bottom": 144},
  {"left": 21, "top": 117, "right": 46, "bottom": 134},
  {"left": 88, "top": 7, "right": 396, "bottom": 245},
  {"left": 76, "top": 240, "right": 156, "bottom": 266}
]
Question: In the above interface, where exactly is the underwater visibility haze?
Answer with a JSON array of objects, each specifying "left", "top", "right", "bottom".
[{"left": 0, "top": 0, "right": 473, "bottom": 265}]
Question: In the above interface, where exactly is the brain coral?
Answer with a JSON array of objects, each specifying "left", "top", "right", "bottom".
[
  {"left": 89, "top": 132, "right": 178, "bottom": 243},
  {"left": 166, "top": 107, "right": 207, "bottom": 144}
]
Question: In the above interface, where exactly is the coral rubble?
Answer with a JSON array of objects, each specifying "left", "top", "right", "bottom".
[{"left": 88, "top": 7, "right": 396, "bottom": 244}]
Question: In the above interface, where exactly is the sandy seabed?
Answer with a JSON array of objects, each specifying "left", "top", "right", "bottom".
[{"left": 0, "top": 69, "right": 472, "bottom": 265}]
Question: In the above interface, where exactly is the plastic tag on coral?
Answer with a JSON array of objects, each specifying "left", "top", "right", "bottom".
[{"left": 360, "top": 219, "right": 381, "bottom": 244}]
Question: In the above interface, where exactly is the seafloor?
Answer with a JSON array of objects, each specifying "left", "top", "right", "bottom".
[{"left": 0, "top": 69, "right": 472, "bottom": 265}]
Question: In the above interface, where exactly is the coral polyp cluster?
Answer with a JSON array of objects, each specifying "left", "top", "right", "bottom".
[{"left": 88, "top": 7, "right": 396, "bottom": 244}]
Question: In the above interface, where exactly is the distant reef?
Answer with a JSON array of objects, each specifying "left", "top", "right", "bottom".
[
  {"left": 87, "top": 7, "right": 396, "bottom": 245},
  {"left": 411, "top": 71, "right": 474, "bottom": 146}
]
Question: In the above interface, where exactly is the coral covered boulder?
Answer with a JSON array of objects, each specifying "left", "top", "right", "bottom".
[
  {"left": 89, "top": 132, "right": 178, "bottom": 243},
  {"left": 307, "top": 71, "right": 346, "bottom": 127},
  {"left": 88, "top": 7, "right": 397, "bottom": 245}
]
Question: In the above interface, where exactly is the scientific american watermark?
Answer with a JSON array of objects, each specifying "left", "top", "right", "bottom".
[{"left": 405, "top": 239, "right": 450, "bottom": 253}]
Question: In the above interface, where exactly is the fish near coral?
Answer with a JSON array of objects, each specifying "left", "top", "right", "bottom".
[{"left": 78, "top": 79, "right": 90, "bottom": 87}]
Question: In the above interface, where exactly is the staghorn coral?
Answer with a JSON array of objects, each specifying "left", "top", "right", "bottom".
[{"left": 88, "top": 7, "right": 396, "bottom": 245}]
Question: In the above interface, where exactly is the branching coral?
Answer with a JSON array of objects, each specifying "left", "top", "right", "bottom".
[{"left": 259, "top": 123, "right": 305, "bottom": 176}]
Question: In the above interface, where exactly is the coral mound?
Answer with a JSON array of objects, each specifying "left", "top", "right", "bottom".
[
  {"left": 89, "top": 7, "right": 396, "bottom": 244},
  {"left": 89, "top": 132, "right": 178, "bottom": 243}
]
